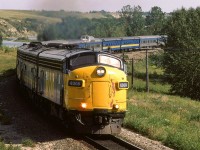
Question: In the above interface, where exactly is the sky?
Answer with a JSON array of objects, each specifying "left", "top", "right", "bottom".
[{"left": 0, "top": 0, "right": 200, "bottom": 13}]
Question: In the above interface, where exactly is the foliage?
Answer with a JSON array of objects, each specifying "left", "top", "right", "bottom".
[
  {"left": 162, "top": 49, "right": 200, "bottom": 100},
  {"left": 0, "top": 142, "right": 21, "bottom": 150},
  {"left": 162, "top": 8, "right": 200, "bottom": 100},
  {"left": 119, "top": 5, "right": 146, "bottom": 36},
  {"left": 164, "top": 8, "right": 200, "bottom": 49},
  {"left": 38, "top": 16, "right": 126, "bottom": 40},
  {"left": 37, "top": 5, "right": 168, "bottom": 40},
  {"left": 21, "top": 139, "right": 35, "bottom": 147},
  {"left": 38, "top": 17, "right": 91, "bottom": 40},
  {"left": 146, "top": 6, "right": 166, "bottom": 35},
  {"left": 0, "top": 47, "right": 16, "bottom": 74}
]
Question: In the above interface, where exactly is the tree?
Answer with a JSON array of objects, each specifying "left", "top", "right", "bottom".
[
  {"left": 38, "top": 16, "right": 126, "bottom": 41},
  {"left": 162, "top": 8, "right": 200, "bottom": 100},
  {"left": 89, "top": 18, "right": 125, "bottom": 37},
  {"left": 119, "top": 5, "right": 146, "bottom": 36},
  {"left": 146, "top": 6, "right": 166, "bottom": 34}
]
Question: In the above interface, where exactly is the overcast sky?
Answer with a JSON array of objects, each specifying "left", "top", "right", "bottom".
[{"left": 0, "top": 0, "right": 200, "bottom": 13}]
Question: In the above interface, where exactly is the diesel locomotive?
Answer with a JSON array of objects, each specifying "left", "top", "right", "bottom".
[{"left": 16, "top": 41, "right": 129, "bottom": 134}]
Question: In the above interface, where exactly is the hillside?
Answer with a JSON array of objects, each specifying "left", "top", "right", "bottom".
[{"left": 0, "top": 10, "right": 114, "bottom": 38}]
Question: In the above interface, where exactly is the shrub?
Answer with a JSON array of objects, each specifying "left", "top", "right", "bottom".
[{"left": 22, "top": 139, "right": 35, "bottom": 147}]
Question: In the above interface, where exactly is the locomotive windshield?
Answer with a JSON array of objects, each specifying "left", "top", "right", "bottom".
[
  {"left": 69, "top": 53, "right": 122, "bottom": 70},
  {"left": 98, "top": 55, "right": 121, "bottom": 69},
  {"left": 70, "top": 54, "right": 96, "bottom": 69}
]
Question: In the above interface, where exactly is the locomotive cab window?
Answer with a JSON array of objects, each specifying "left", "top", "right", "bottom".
[
  {"left": 98, "top": 55, "right": 121, "bottom": 69},
  {"left": 69, "top": 53, "right": 123, "bottom": 70},
  {"left": 70, "top": 53, "right": 96, "bottom": 69}
]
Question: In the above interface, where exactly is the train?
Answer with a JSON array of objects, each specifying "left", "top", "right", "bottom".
[
  {"left": 16, "top": 41, "right": 129, "bottom": 134},
  {"left": 78, "top": 35, "right": 167, "bottom": 52}
]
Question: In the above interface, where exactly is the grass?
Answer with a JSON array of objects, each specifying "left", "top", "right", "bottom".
[
  {"left": 0, "top": 47, "right": 16, "bottom": 75},
  {"left": 0, "top": 10, "right": 107, "bottom": 21},
  {"left": 0, "top": 142, "right": 21, "bottom": 150},
  {"left": 0, "top": 10, "right": 61, "bottom": 23},
  {"left": 125, "top": 93, "right": 200, "bottom": 150},
  {"left": 21, "top": 139, "right": 35, "bottom": 148},
  {"left": 0, "top": 138, "right": 35, "bottom": 150},
  {"left": 125, "top": 55, "right": 200, "bottom": 149}
]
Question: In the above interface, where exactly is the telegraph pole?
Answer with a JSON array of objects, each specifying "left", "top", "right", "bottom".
[
  {"left": 131, "top": 58, "right": 134, "bottom": 90},
  {"left": 146, "top": 49, "right": 149, "bottom": 93}
]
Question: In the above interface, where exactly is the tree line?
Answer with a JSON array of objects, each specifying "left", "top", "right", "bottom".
[{"left": 38, "top": 5, "right": 166, "bottom": 40}]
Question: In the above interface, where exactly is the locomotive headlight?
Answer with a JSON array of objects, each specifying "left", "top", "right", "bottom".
[
  {"left": 113, "top": 104, "right": 119, "bottom": 110},
  {"left": 81, "top": 103, "right": 87, "bottom": 109},
  {"left": 96, "top": 67, "right": 106, "bottom": 77}
]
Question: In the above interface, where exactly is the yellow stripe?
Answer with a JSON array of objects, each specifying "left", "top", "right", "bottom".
[
  {"left": 121, "top": 44, "right": 139, "bottom": 47},
  {"left": 103, "top": 45, "right": 120, "bottom": 49},
  {"left": 103, "top": 44, "right": 139, "bottom": 49}
]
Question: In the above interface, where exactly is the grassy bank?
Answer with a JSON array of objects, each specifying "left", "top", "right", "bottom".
[
  {"left": 0, "top": 47, "right": 16, "bottom": 77},
  {"left": 126, "top": 57, "right": 200, "bottom": 150}
]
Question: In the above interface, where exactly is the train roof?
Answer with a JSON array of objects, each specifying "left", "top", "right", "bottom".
[
  {"left": 18, "top": 41, "right": 120, "bottom": 62},
  {"left": 137, "top": 35, "right": 162, "bottom": 39},
  {"left": 17, "top": 42, "right": 94, "bottom": 62}
]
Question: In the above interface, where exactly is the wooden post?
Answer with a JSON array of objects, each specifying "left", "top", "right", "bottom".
[
  {"left": 146, "top": 49, "right": 149, "bottom": 93},
  {"left": 131, "top": 58, "right": 134, "bottom": 90}
]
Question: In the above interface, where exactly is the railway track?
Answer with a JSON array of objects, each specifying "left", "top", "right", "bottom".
[{"left": 83, "top": 135, "right": 143, "bottom": 150}]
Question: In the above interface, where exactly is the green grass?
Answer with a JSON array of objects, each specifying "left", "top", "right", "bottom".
[
  {"left": 21, "top": 139, "right": 35, "bottom": 147},
  {"left": 0, "top": 47, "right": 16, "bottom": 74},
  {"left": 0, "top": 10, "right": 107, "bottom": 21},
  {"left": 0, "top": 10, "right": 61, "bottom": 23},
  {"left": 125, "top": 93, "right": 200, "bottom": 150},
  {"left": 126, "top": 56, "right": 200, "bottom": 149},
  {"left": 0, "top": 142, "right": 21, "bottom": 150}
]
